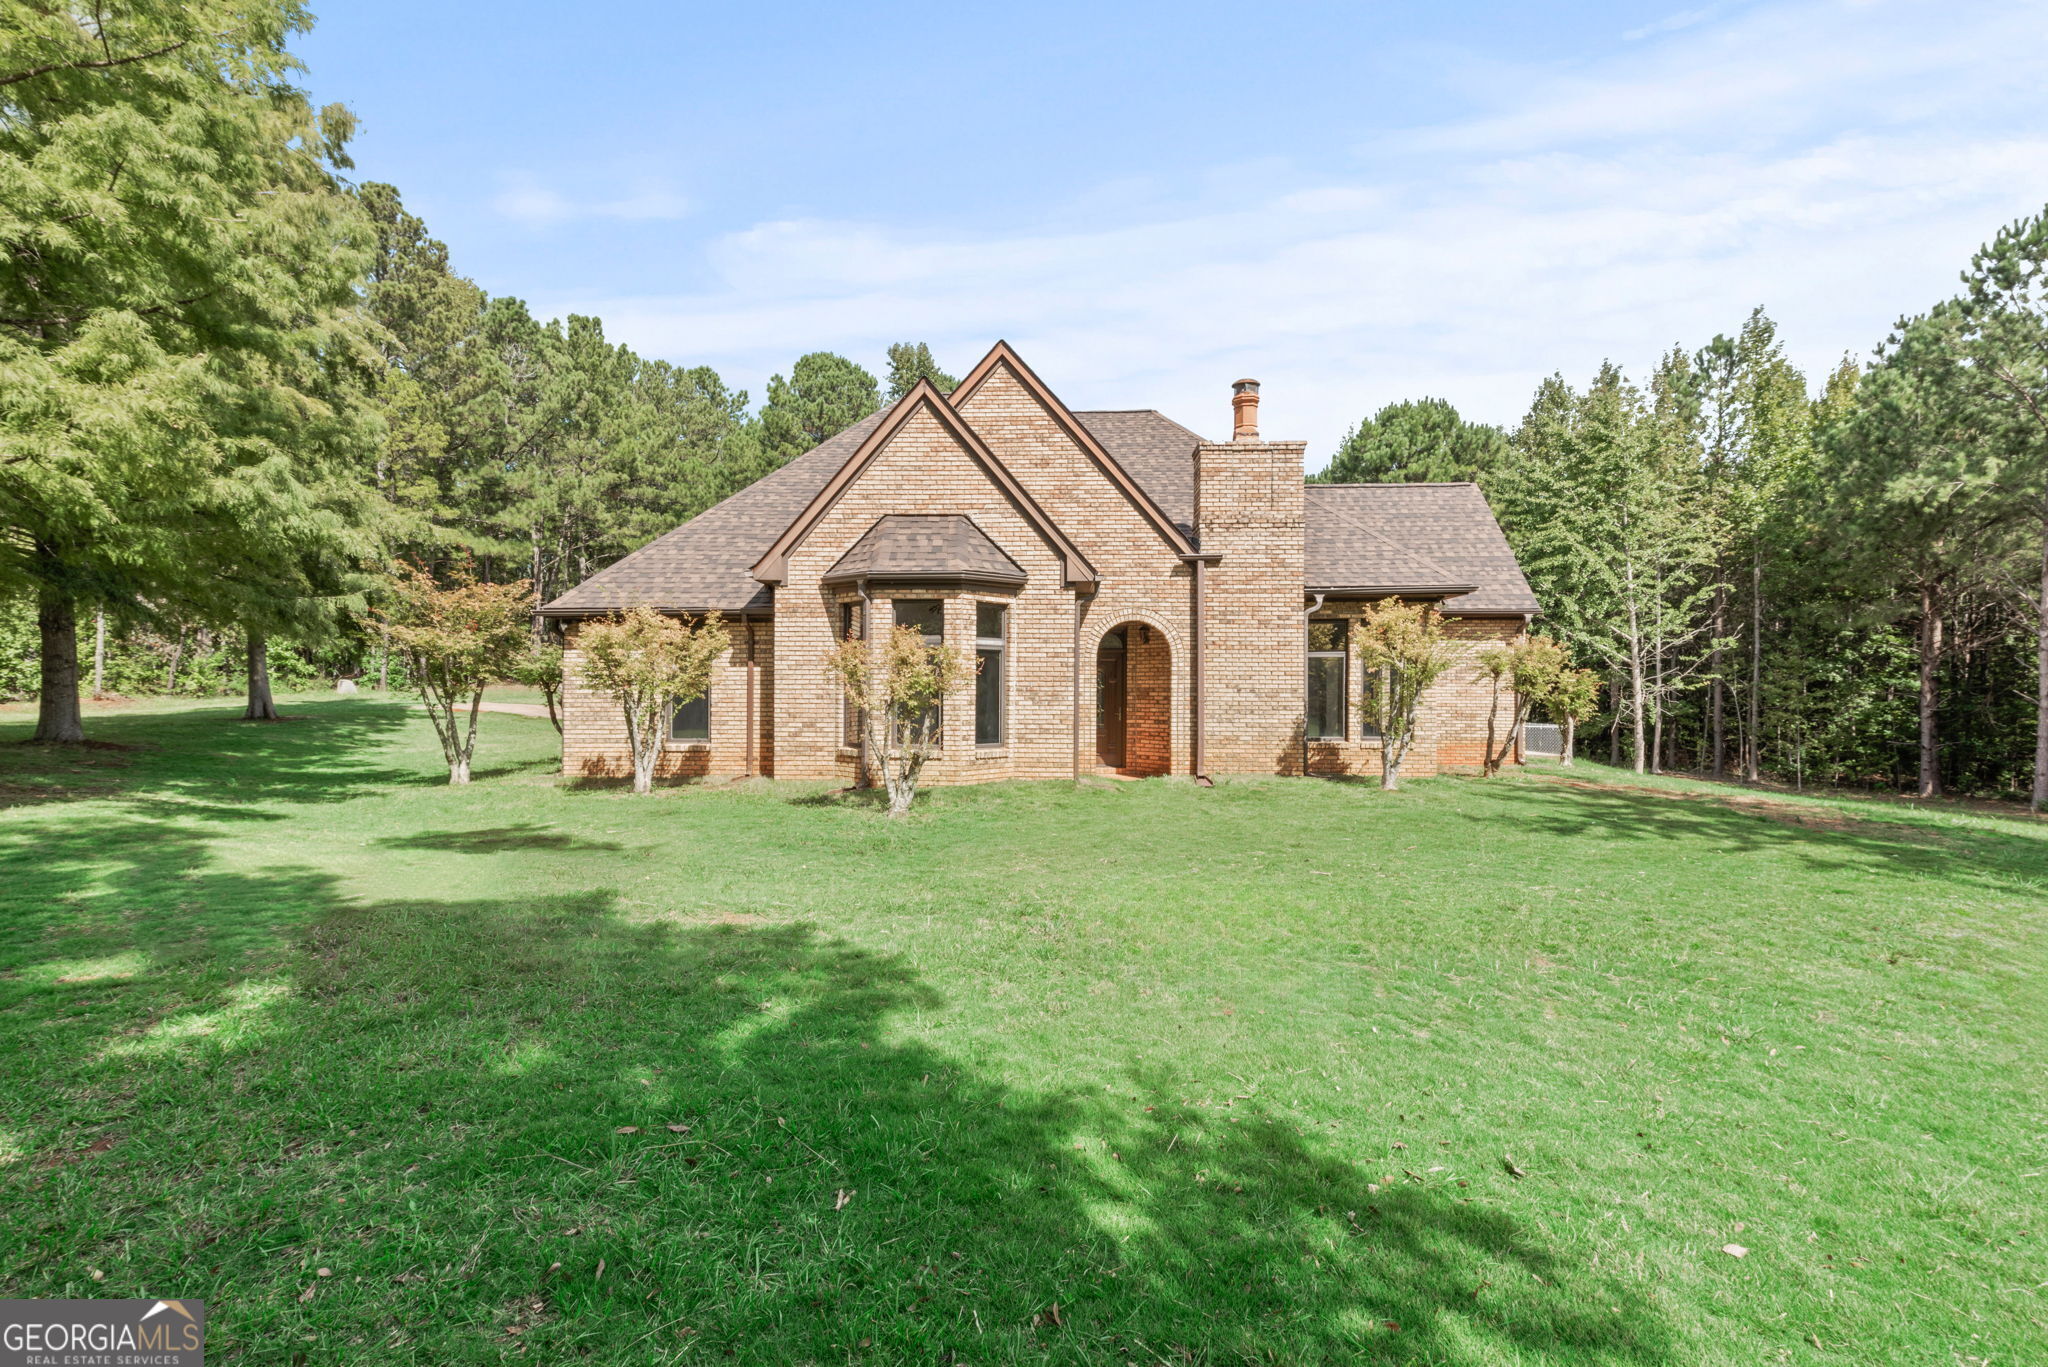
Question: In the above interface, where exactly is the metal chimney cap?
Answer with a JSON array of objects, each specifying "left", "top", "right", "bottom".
[{"left": 1232, "top": 378, "right": 1260, "bottom": 393}]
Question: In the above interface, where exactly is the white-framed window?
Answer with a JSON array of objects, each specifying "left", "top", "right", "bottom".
[
  {"left": 975, "top": 601, "right": 1006, "bottom": 745},
  {"left": 1307, "top": 619, "right": 1347, "bottom": 740}
]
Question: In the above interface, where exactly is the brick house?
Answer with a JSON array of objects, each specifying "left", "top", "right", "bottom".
[{"left": 539, "top": 342, "right": 1539, "bottom": 784}]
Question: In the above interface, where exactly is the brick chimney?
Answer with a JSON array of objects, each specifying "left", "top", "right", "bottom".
[
  {"left": 1232, "top": 378, "right": 1260, "bottom": 440},
  {"left": 1195, "top": 378, "right": 1306, "bottom": 774}
]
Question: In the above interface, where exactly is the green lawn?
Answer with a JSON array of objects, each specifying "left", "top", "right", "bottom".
[{"left": 0, "top": 695, "right": 2040, "bottom": 1365}]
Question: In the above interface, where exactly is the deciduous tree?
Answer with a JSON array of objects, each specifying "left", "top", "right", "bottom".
[
  {"left": 576, "top": 606, "right": 729, "bottom": 794},
  {"left": 825, "top": 623, "right": 972, "bottom": 817},
  {"left": 373, "top": 564, "right": 531, "bottom": 784},
  {"left": 1352, "top": 600, "right": 1460, "bottom": 791},
  {"left": 1478, "top": 634, "right": 1566, "bottom": 776}
]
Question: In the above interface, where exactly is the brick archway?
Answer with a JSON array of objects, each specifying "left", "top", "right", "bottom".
[{"left": 1094, "top": 621, "right": 1171, "bottom": 777}]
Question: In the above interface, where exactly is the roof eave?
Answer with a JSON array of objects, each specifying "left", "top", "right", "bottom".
[{"left": 1305, "top": 583, "right": 1482, "bottom": 598}]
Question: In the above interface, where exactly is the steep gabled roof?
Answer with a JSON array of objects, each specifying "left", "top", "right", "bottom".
[
  {"left": 1305, "top": 483, "right": 1538, "bottom": 616},
  {"left": 951, "top": 342, "right": 1200, "bottom": 557},
  {"left": 750, "top": 378, "right": 1096, "bottom": 588},
  {"left": 821, "top": 515, "right": 1027, "bottom": 587},
  {"left": 537, "top": 412, "right": 886, "bottom": 616}
]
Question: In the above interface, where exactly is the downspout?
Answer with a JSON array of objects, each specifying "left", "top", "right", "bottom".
[
  {"left": 1303, "top": 592, "right": 1325, "bottom": 777},
  {"left": 1191, "top": 558, "right": 1211, "bottom": 785},
  {"left": 743, "top": 617, "right": 756, "bottom": 780},
  {"left": 857, "top": 579, "right": 872, "bottom": 789},
  {"left": 1072, "top": 596, "right": 1082, "bottom": 782}
]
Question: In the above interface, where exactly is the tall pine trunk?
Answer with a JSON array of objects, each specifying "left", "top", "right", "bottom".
[
  {"left": 1709, "top": 585, "right": 1727, "bottom": 779},
  {"left": 34, "top": 576, "right": 84, "bottom": 744},
  {"left": 1745, "top": 555, "right": 1763, "bottom": 783},
  {"left": 2034, "top": 496, "right": 2048, "bottom": 812},
  {"left": 1917, "top": 580, "right": 1942, "bottom": 799},
  {"left": 244, "top": 632, "right": 279, "bottom": 720},
  {"left": 92, "top": 609, "right": 106, "bottom": 698}
]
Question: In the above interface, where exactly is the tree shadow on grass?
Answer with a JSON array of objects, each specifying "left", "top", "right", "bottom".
[
  {"left": 1470, "top": 772, "right": 2048, "bottom": 900},
  {"left": 0, "top": 698, "right": 420, "bottom": 811},
  {"left": 374, "top": 824, "right": 626, "bottom": 854},
  {"left": 0, "top": 804, "right": 1678, "bottom": 1366}
]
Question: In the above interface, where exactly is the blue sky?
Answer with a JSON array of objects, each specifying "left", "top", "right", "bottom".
[{"left": 299, "top": 0, "right": 2048, "bottom": 458}]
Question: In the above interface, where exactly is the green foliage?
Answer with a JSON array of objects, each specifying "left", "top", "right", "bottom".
[
  {"left": 758, "top": 352, "right": 880, "bottom": 466},
  {"left": 508, "top": 637, "right": 566, "bottom": 733},
  {"left": 372, "top": 564, "right": 532, "bottom": 783},
  {"left": 0, "top": 0, "right": 380, "bottom": 740},
  {"left": 884, "top": 342, "right": 957, "bottom": 400},
  {"left": 1312, "top": 398, "right": 1510, "bottom": 484}
]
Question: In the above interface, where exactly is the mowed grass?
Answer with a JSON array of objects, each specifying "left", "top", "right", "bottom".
[{"left": 0, "top": 695, "right": 2041, "bottom": 1365}]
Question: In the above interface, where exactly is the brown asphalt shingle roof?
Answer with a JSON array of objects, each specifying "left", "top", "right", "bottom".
[
  {"left": 822, "top": 515, "right": 1027, "bottom": 586},
  {"left": 539, "top": 413, "right": 885, "bottom": 615},
  {"left": 540, "top": 408, "right": 1537, "bottom": 619},
  {"left": 1072, "top": 410, "right": 1207, "bottom": 538},
  {"left": 1304, "top": 484, "right": 1538, "bottom": 616}
]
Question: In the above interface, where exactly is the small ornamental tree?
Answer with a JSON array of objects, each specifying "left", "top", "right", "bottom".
[
  {"left": 1354, "top": 600, "right": 1460, "bottom": 791},
  {"left": 374, "top": 563, "right": 532, "bottom": 784},
  {"left": 510, "top": 637, "right": 567, "bottom": 733},
  {"left": 578, "top": 606, "right": 730, "bottom": 794},
  {"left": 826, "top": 623, "right": 973, "bottom": 817},
  {"left": 1477, "top": 634, "right": 1568, "bottom": 776},
  {"left": 1546, "top": 667, "right": 1602, "bottom": 766}
]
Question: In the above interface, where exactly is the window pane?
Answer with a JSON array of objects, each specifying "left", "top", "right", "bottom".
[
  {"left": 1307, "top": 619, "right": 1347, "bottom": 652},
  {"left": 839, "top": 601, "right": 862, "bottom": 641},
  {"left": 671, "top": 692, "right": 709, "bottom": 740},
  {"left": 976, "top": 647, "right": 1002, "bottom": 744},
  {"left": 1306, "top": 655, "right": 1345, "bottom": 740},
  {"left": 1358, "top": 665, "right": 1390, "bottom": 738},
  {"left": 894, "top": 599, "right": 943, "bottom": 640},
  {"left": 976, "top": 601, "right": 1006, "bottom": 641}
]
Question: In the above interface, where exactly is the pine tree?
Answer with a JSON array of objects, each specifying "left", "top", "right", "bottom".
[
  {"left": 1312, "top": 398, "right": 1510, "bottom": 485},
  {"left": 884, "top": 343, "right": 957, "bottom": 401},
  {"left": 758, "top": 352, "right": 880, "bottom": 465}
]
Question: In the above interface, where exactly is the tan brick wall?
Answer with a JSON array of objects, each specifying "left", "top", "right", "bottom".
[
  {"left": 1291, "top": 611, "right": 1525, "bottom": 779},
  {"left": 561, "top": 615, "right": 773, "bottom": 782},
  {"left": 1195, "top": 439, "right": 1308, "bottom": 774},
  {"left": 956, "top": 363, "right": 1198, "bottom": 779},
  {"left": 777, "top": 403, "right": 1083, "bottom": 785}
]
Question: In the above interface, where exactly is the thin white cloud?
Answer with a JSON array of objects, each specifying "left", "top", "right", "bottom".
[
  {"left": 535, "top": 0, "right": 2048, "bottom": 459},
  {"left": 1623, "top": 6, "right": 1723, "bottom": 42},
  {"left": 492, "top": 174, "right": 690, "bottom": 227}
]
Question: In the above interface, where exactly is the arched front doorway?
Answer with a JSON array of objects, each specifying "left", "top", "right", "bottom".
[{"left": 1095, "top": 623, "right": 1171, "bottom": 776}]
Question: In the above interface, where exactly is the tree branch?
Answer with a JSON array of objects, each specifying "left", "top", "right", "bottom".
[{"left": 0, "top": 38, "right": 191, "bottom": 89}]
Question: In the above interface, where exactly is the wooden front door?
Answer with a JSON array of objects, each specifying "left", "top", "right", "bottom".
[{"left": 1096, "top": 631, "right": 1126, "bottom": 769}]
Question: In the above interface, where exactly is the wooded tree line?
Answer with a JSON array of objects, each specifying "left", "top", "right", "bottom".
[
  {"left": 0, "top": 1, "right": 962, "bottom": 732},
  {"left": 1316, "top": 218, "right": 2048, "bottom": 806}
]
